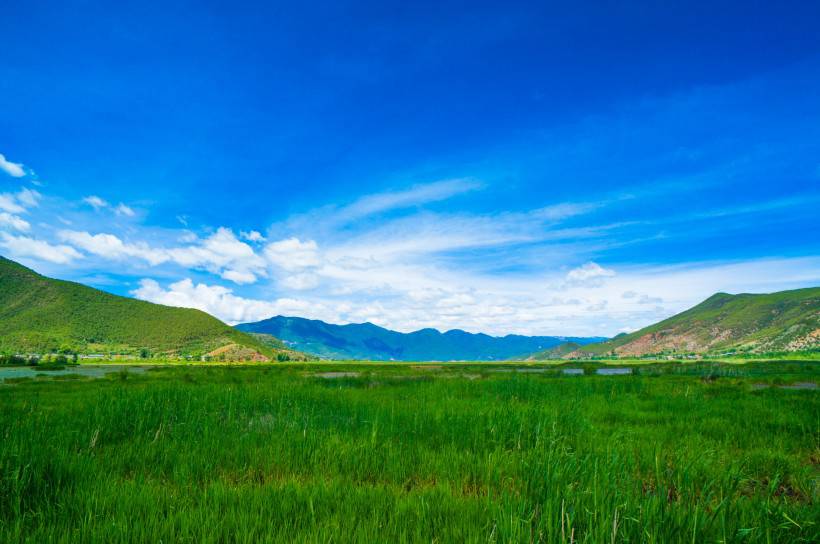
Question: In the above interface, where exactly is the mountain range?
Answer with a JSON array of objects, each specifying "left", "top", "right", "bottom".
[
  {"left": 0, "top": 256, "right": 303, "bottom": 361},
  {"left": 554, "top": 288, "right": 820, "bottom": 358},
  {"left": 235, "top": 315, "right": 606, "bottom": 360},
  {"left": 2, "top": 255, "right": 817, "bottom": 361}
]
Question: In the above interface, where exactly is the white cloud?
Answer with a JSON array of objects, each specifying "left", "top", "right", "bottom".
[
  {"left": 83, "top": 196, "right": 134, "bottom": 216},
  {"left": 58, "top": 230, "right": 168, "bottom": 265},
  {"left": 16, "top": 189, "right": 41, "bottom": 208},
  {"left": 240, "top": 230, "right": 266, "bottom": 242},
  {"left": 565, "top": 262, "right": 616, "bottom": 287},
  {"left": 338, "top": 178, "right": 483, "bottom": 220},
  {"left": 264, "top": 237, "right": 320, "bottom": 271},
  {"left": 58, "top": 227, "right": 266, "bottom": 284},
  {"left": 0, "top": 194, "right": 25, "bottom": 214},
  {"left": 131, "top": 278, "right": 331, "bottom": 324},
  {"left": 0, "top": 189, "right": 41, "bottom": 214},
  {"left": 221, "top": 269, "right": 257, "bottom": 284},
  {"left": 0, "top": 212, "right": 31, "bottom": 231},
  {"left": 83, "top": 196, "right": 109, "bottom": 210},
  {"left": 532, "top": 201, "right": 602, "bottom": 222},
  {"left": 0, "top": 233, "right": 82, "bottom": 264},
  {"left": 168, "top": 228, "right": 266, "bottom": 281},
  {"left": 0, "top": 154, "right": 25, "bottom": 177},
  {"left": 115, "top": 203, "right": 135, "bottom": 217},
  {"left": 280, "top": 272, "right": 320, "bottom": 290}
]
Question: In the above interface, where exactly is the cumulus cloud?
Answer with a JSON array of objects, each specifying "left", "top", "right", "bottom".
[
  {"left": 58, "top": 227, "right": 266, "bottom": 284},
  {"left": 221, "top": 269, "right": 258, "bottom": 284},
  {"left": 0, "top": 233, "right": 82, "bottom": 264},
  {"left": 58, "top": 230, "right": 167, "bottom": 265},
  {"left": 0, "top": 153, "right": 25, "bottom": 177},
  {"left": 565, "top": 262, "right": 616, "bottom": 287},
  {"left": 280, "top": 272, "right": 320, "bottom": 290},
  {"left": 264, "top": 237, "right": 320, "bottom": 271},
  {"left": 131, "top": 278, "right": 329, "bottom": 324}
]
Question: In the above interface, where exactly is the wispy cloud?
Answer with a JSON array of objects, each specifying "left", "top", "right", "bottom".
[
  {"left": 83, "top": 195, "right": 136, "bottom": 217},
  {"left": 83, "top": 195, "right": 109, "bottom": 210},
  {"left": 115, "top": 203, "right": 135, "bottom": 217},
  {"left": 338, "top": 178, "right": 483, "bottom": 220},
  {"left": 0, "top": 153, "right": 25, "bottom": 177},
  {"left": 0, "top": 212, "right": 30, "bottom": 232}
]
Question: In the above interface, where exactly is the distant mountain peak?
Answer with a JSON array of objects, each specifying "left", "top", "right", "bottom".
[{"left": 236, "top": 315, "right": 605, "bottom": 361}]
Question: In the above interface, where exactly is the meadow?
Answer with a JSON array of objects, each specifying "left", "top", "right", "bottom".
[{"left": 1, "top": 361, "right": 818, "bottom": 543}]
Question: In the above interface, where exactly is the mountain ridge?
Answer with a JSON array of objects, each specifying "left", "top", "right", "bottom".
[
  {"left": 562, "top": 287, "right": 820, "bottom": 358},
  {"left": 236, "top": 315, "right": 606, "bottom": 360}
]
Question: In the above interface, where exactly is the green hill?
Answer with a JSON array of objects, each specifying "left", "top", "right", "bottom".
[
  {"left": 527, "top": 341, "right": 582, "bottom": 360},
  {"left": 0, "top": 256, "right": 285, "bottom": 360},
  {"left": 569, "top": 287, "right": 820, "bottom": 358}
]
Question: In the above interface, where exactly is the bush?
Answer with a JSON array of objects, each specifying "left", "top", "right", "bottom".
[{"left": 0, "top": 355, "right": 27, "bottom": 366}]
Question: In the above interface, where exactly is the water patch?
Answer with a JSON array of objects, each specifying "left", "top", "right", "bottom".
[
  {"left": 596, "top": 368, "right": 632, "bottom": 375},
  {"left": 0, "top": 365, "right": 147, "bottom": 383},
  {"left": 562, "top": 368, "right": 584, "bottom": 375},
  {"left": 779, "top": 382, "right": 817, "bottom": 390},
  {"left": 751, "top": 382, "right": 817, "bottom": 390},
  {"left": 314, "top": 372, "right": 360, "bottom": 379}
]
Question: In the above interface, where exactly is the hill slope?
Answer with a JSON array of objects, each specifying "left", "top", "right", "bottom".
[
  {"left": 527, "top": 341, "right": 582, "bottom": 360},
  {"left": 569, "top": 287, "right": 820, "bottom": 358},
  {"left": 236, "top": 315, "right": 605, "bottom": 360},
  {"left": 0, "top": 256, "right": 283, "bottom": 359}
]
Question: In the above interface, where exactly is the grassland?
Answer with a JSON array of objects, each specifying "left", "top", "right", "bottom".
[{"left": 1, "top": 361, "right": 818, "bottom": 542}]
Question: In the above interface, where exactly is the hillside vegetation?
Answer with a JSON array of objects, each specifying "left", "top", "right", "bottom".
[
  {"left": 0, "top": 256, "right": 282, "bottom": 359},
  {"left": 569, "top": 288, "right": 820, "bottom": 358},
  {"left": 236, "top": 315, "right": 605, "bottom": 360},
  {"left": 527, "top": 341, "right": 582, "bottom": 360}
]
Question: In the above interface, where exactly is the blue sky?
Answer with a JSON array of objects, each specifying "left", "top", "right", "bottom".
[{"left": 2, "top": 1, "right": 819, "bottom": 336}]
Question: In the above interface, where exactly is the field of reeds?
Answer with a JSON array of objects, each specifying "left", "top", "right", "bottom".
[{"left": 1, "top": 361, "right": 818, "bottom": 542}]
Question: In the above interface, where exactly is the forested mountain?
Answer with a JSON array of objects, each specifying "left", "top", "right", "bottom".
[{"left": 236, "top": 315, "right": 605, "bottom": 360}]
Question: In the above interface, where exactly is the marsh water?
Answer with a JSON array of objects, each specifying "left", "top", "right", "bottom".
[{"left": 0, "top": 365, "right": 147, "bottom": 383}]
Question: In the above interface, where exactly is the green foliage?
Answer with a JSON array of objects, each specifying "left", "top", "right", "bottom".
[
  {"left": 0, "top": 256, "right": 273, "bottom": 358},
  {"left": 529, "top": 341, "right": 582, "bottom": 360},
  {"left": 0, "top": 362, "right": 817, "bottom": 542},
  {"left": 0, "top": 355, "right": 27, "bottom": 366}
]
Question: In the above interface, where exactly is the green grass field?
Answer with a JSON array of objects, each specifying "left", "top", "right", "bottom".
[{"left": 1, "top": 361, "right": 818, "bottom": 542}]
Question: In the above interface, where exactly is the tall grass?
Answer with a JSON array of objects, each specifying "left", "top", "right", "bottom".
[{"left": 1, "top": 363, "right": 817, "bottom": 542}]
